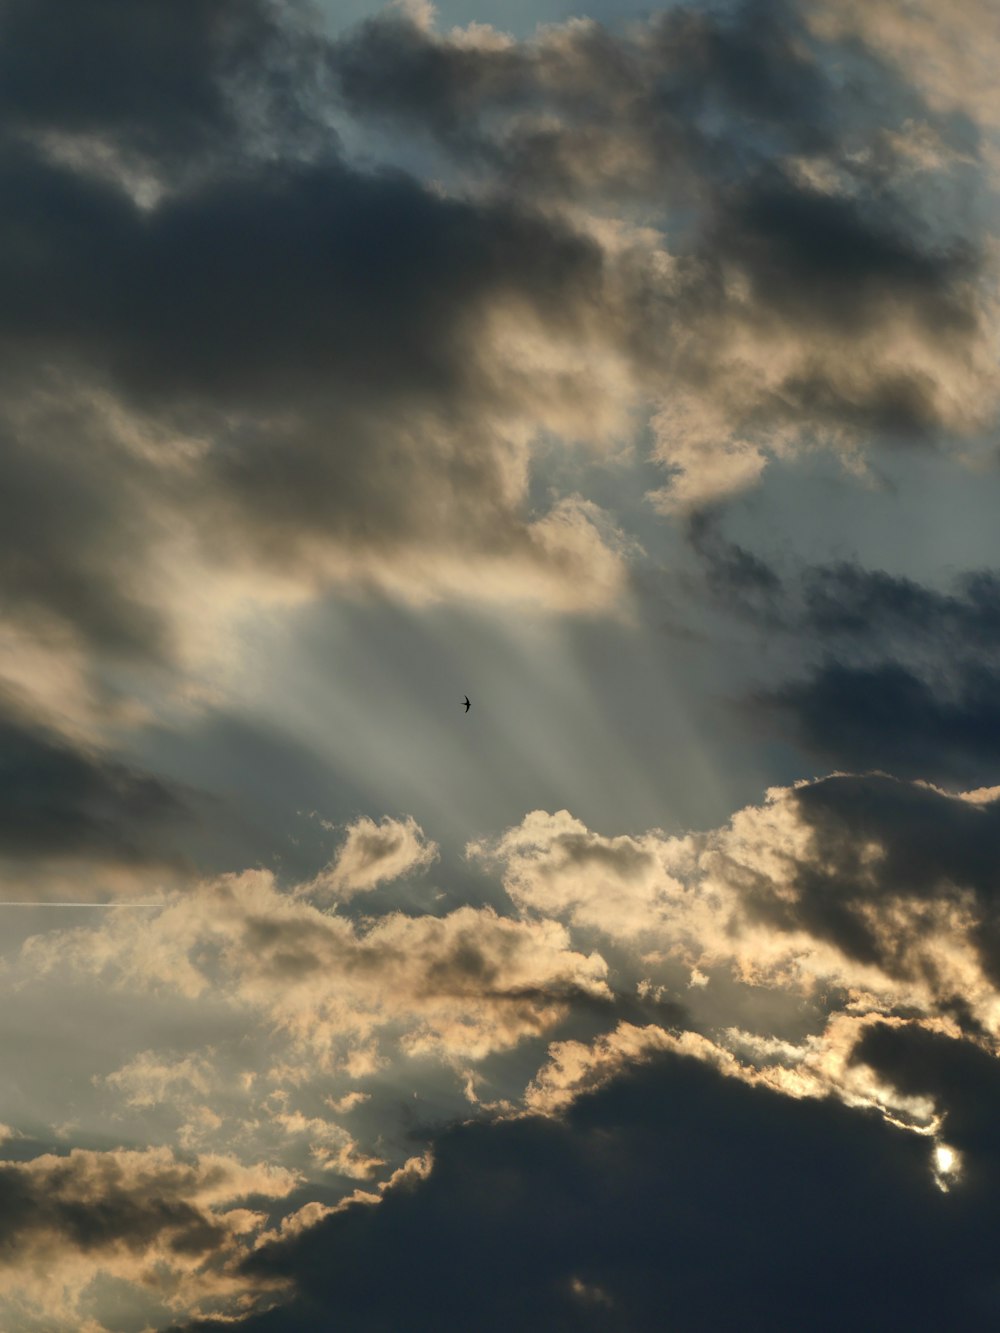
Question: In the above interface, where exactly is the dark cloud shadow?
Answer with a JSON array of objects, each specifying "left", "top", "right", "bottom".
[
  {"left": 172, "top": 1040, "right": 1000, "bottom": 1332},
  {"left": 690, "top": 512, "right": 1000, "bottom": 783},
  {"left": 0, "top": 706, "right": 192, "bottom": 867}
]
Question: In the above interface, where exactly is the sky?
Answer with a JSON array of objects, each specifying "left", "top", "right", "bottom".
[{"left": 0, "top": 0, "right": 999, "bottom": 1328}]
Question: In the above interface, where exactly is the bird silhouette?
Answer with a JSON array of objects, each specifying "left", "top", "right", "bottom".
[{"left": 463, "top": 696, "right": 470, "bottom": 712}]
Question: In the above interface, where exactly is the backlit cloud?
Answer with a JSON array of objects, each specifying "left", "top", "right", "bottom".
[
  {"left": 311, "top": 814, "right": 439, "bottom": 899},
  {"left": 0, "top": 1146, "right": 297, "bottom": 1330},
  {"left": 25, "top": 867, "right": 612, "bottom": 1067},
  {"left": 2, "top": 0, "right": 1000, "bottom": 1329}
]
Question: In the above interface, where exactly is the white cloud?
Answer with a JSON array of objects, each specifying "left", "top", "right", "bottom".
[{"left": 311, "top": 814, "right": 439, "bottom": 899}]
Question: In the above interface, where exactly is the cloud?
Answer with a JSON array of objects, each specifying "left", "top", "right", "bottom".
[
  {"left": 763, "top": 659, "right": 1000, "bottom": 780},
  {"left": 0, "top": 126, "right": 636, "bottom": 642},
  {"left": 853, "top": 1018, "right": 1000, "bottom": 1171},
  {"left": 331, "top": 2, "right": 1000, "bottom": 509},
  {"left": 0, "top": 703, "right": 192, "bottom": 874},
  {"left": 2, "top": 4, "right": 1000, "bottom": 1328},
  {"left": 0, "top": 2, "right": 649, "bottom": 732},
  {"left": 310, "top": 815, "right": 439, "bottom": 900},
  {"left": 0, "top": 0, "right": 323, "bottom": 175},
  {"left": 0, "top": 401, "right": 173, "bottom": 664},
  {"left": 690, "top": 515, "right": 1000, "bottom": 782},
  {"left": 811, "top": 0, "right": 1000, "bottom": 153},
  {"left": 473, "top": 774, "right": 1000, "bottom": 1061},
  {"left": 769, "top": 562, "right": 1000, "bottom": 783},
  {"left": 266, "top": 1109, "right": 383, "bottom": 1179},
  {"left": 776, "top": 775, "right": 1000, "bottom": 993},
  {"left": 170, "top": 1041, "right": 1000, "bottom": 1332},
  {"left": 0, "top": 0, "right": 993, "bottom": 700},
  {"left": 522, "top": 1020, "right": 680, "bottom": 1116},
  {"left": 0, "top": 1145, "right": 298, "bottom": 1329},
  {"left": 24, "top": 868, "right": 612, "bottom": 1066},
  {"left": 103, "top": 1052, "right": 215, "bottom": 1110},
  {"left": 693, "top": 519, "right": 1000, "bottom": 649},
  {"left": 15, "top": 776, "right": 1000, "bottom": 1327},
  {"left": 532, "top": 1013, "right": 954, "bottom": 1134},
  {"left": 468, "top": 808, "right": 693, "bottom": 940}
]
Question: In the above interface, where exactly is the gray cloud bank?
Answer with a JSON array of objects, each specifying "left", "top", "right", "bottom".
[
  {"left": 691, "top": 512, "right": 1000, "bottom": 782},
  {"left": 0, "top": 0, "right": 995, "bottom": 713},
  {"left": 152, "top": 771, "right": 1000, "bottom": 1331},
  {"left": 174, "top": 1036, "right": 1000, "bottom": 1332},
  {"left": 15, "top": 770, "right": 1000, "bottom": 1328}
]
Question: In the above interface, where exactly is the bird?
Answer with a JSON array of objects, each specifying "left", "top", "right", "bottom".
[{"left": 463, "top": 695, "right": 470, "bottom": 712}]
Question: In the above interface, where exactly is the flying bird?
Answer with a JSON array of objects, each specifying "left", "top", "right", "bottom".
[{"left": 463, "top": 695, "right": 470, "bottom": 712}]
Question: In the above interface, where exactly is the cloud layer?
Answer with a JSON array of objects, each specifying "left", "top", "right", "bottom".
[
  {"left": 12, "top": 771, "right": 1000, "bottom": 1325},
  {"left": 1, "top": 0, "right": 999, "bottom": 1328},
  {"left": 0, "top": 0, "right": 995, "bottom": 729},
  {"left": 175, "top": 1039, "right": 1000, "bottom": 1332},
  {"left": 691, "top": 513, "right": 1000, "bottom": 782}
]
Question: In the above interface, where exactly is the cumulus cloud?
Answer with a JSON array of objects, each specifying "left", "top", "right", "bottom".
[
  {"left": 473, "top": 775, "right": 1000, "bottom": 1101},
  {"left": 468, "top": 808, "right": 693, "bottom": 939},
  {"left": 523, "top": 1014, "right": 955, "bottom": 1134},
  {"left": 15, "top": 777, "right": 1000, "bottom": 1327},
  {"left": 103, "top": 1051, "right": 215, "bottom": 1109},
  {"left": 310, "top": 814, "right": 438, "bottom": 899},
  {"left": 0, "top": 1146, "right": 298, "bottom": 1329},
  {"left": 24, "top": 867, "right": 612, "bottom": 1067},
  {"left": 810, "top": 0, "right": 1000, "bottom": 152},
  {"left": 126, "top": 764, "right": 1000, "bottom": 1331},
  {"left": 330, "top": 1, "right": 1000, "bottom": 507},
  {"left": 0, "top": 1, "right": 646, "bottom": 741},
  {"left": 0, "top": 123, "right": 637, "bottom": 662}
]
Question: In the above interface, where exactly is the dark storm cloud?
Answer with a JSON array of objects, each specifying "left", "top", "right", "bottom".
[
  {"left": 0, "top": 0, "right": 323, "bottom": 168},
  {"left": 0, "top": 0, "right": 992, "bottom": 658},
  {"left": 766, "top": 659, "right": 1000, "bottom": 780},
  {"left": 0, "top": 82, "right": 625, "bottom": 627},
  {"left": 120, "top": 164, "right": 599, "bottom": 409},
  {"left": 800, "top": 564, "right": 1000, "bottom": 647},
  {"left": 331, "top": 1, "right": 838, "bottom": 189},
  {"left": 0, "top": 705, "right": 189, "bottom": 864},
  {"left": 690, "top": 514, "right": 1000, "bottom": 780},
  {"left": 0, "top": 138, "right": 599, "bottom": 408},
  {"left": 0, "top": 404, "right": 169, "bottom": 660},
  {"left": 855, "top": 1020, "right": 1000, "bottom": 1166},
  {"left": 173, "top": 1041, "right": 1000, "bottom": 1332},
  {"left": 686, "top": 509, "right": 786, "bottom": 622},
  {"left": 694, "top": 514, "right": 1000, "bottom": 647},
  {"left": 118, "top": 158, "right": 609, "bottom": 580},
  {"left": 765, "top": 614, "right": 1000, "bottom": 782},
  {"left": 696, "top": 163, "right": 979, "bottom": 352},
  {"left": 0, "top": 0, "right": 597, "bottom": 434}
]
